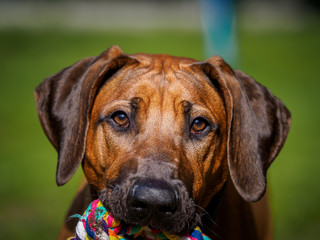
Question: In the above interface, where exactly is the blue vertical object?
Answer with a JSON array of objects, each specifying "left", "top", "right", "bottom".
[{"left": 199, "top": 0, "right": 237, "bottom": 66}]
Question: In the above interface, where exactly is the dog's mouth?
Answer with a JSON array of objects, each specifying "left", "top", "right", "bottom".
[{"left": 98, "top": 177, "right": 199, "bottom": 236}]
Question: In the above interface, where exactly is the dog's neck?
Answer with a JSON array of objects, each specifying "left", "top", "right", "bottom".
[{"left": 203, "top": 181, "right": 227, "bottom": 222}]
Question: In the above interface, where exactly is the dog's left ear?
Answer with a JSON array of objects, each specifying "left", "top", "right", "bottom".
[
  {"left": 34, "top": 46, "right": 138, "bottom": 186},
  {"left": 195, "top": 56, "right": 291, "bottom": 202}
]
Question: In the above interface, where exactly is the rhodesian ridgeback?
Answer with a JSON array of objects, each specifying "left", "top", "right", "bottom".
[{"left": 35, "top": 46, "right": 291, "bottom": 240}]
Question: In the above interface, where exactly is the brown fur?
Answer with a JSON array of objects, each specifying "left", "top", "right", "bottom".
[{"left": 35, "top": 46, "right": 291, "bottom": 239}]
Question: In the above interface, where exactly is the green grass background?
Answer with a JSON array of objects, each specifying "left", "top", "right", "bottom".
[{"left": 0, "top": 19, "right": 319, "bottom": 239}]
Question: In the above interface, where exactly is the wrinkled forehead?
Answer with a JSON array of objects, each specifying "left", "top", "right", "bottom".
[{"left": 99, "top": 54, "right": 219, "bottom": 106}]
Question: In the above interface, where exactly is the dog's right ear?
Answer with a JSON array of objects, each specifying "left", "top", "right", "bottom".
[
  {"left": 34, "top": 45, "right": 138, "bottom": 186},
  {"left": 201, "top": 56, "right": 291, "bottom": 202},
  {"left": 192, "top": 56, "right": 291, "bottom": 202}
]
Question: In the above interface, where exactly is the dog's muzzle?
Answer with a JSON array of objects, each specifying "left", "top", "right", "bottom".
[{"left": 100, "top": 176, "right": 198, "bottom": 235}]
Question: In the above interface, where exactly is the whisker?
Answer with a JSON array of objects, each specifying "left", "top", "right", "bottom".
[
  {"left": 193, "top": 204, "right": 218, "bottom": 227},
  {"left": 202, "top": 224, "right": 223, "bottom": 240},
  {"left": 193, "top": 204, "right": 222, "bottom": 240}
]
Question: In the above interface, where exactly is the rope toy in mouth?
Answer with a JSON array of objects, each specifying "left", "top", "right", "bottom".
[{"left": 68, "top": 199, "right": 211, "bottom": 240}]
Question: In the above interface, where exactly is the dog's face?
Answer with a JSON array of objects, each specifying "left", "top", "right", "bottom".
[
  {"left": 35, "top": 46, "right": 291, "bottom": 235},
  {"left": 84, "top": 55, "right": 229, "bottom": 233}
]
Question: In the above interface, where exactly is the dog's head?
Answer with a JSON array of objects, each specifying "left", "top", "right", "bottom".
[{"left": 35, "top": 46, "right": 290, "bottom": 235}]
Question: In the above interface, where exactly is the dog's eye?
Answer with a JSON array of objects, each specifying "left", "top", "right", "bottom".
[
  {"left": 111, "top": 111, "right": 130, "bottom": 128},
  {"left": 190, "top": 117, "right": 209, "bottom": 134}
]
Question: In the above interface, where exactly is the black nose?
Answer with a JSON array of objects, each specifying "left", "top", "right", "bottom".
[{"left": 128, "top": 178, "right": 179, "bottom": 218}]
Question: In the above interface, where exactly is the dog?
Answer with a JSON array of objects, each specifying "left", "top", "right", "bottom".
[{"left": 34, "top": 46, "right": 291, "bottom": 240}]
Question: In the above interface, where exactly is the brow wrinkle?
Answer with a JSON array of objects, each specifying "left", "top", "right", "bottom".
[{"left": 182, "top": 100, "right": 192, "bottom": 113}]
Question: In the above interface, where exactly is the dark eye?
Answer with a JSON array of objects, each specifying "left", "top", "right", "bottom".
[
  {"left": 111, "top": 111, "right": 130, "bottom": 128},
  {"left": 190, "top": 117, "right": 209, "bottom": 134}
]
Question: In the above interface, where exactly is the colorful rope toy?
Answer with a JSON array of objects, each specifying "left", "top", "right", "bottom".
[{"left": 68, "top": 199, "right": 211, "bottom": 240}]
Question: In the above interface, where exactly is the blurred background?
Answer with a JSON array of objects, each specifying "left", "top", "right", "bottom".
[{"left": 0, "top": 0, "right": 319, "bottom": 239}]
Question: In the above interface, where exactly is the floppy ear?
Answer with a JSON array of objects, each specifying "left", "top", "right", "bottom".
[
  {"left": 34, "top": 45, "right": 138, "bottom": 186},
  {"left": 196, "top": 56, "right": 291, "bottom": 202}
]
